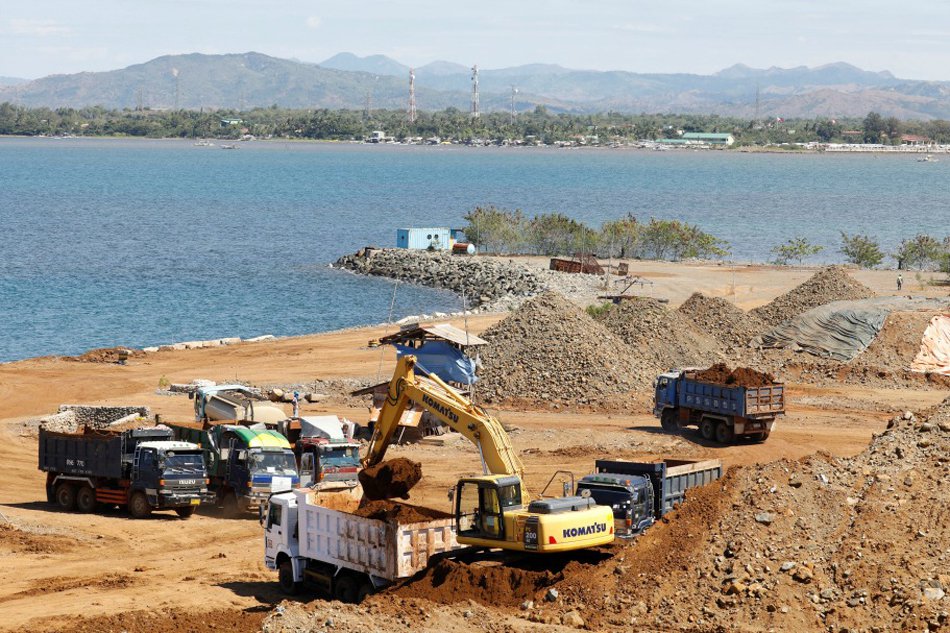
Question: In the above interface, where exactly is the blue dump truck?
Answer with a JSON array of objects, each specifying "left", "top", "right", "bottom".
[
  {"left": 653, "top": 367, "right": 785, "bottom": 444},
  {"left": 576, "top": 458, "right": 723, "bottom": 538},
  {"left": 168, "top": 422, "right": 299, "bottom": 514},
  {"left": 39, "top": 427, "right": 214, "bottom": 519}
]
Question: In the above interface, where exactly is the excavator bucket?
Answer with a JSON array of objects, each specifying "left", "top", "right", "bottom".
[{"left": 359, "top": 458, "right": 423, "bottom": 501}]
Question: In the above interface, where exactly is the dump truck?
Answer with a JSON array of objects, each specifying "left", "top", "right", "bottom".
[
  {"left": 653, "top": 368, "right": 785, "bottom": 443},
  {"left": 168, "top": 422, "right": 299, "bottom": 512},
  {"left": 264, "top": 488, "right": 461, "bottom": 601},
  {"left": 39, "top": 427, "right": 213, "bottom": 519},
  {"left": 192, "top": 384, "right": 287, "bottom": 424},
  {"left": 576, "top": 458, "right": 723, "bottom": 538},
  {"left": 282, "top": 416, "right": 361, "bottom": 490}
]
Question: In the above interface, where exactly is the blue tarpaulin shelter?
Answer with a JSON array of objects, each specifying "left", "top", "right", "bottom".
[{"left": 395, "top": 341, "right": 478, "bottom": 384}]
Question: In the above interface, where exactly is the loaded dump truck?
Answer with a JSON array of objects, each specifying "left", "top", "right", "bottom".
[
  {"left": 39, "top": 427, "right": 213, "bottom": 519},
  {"left": 168, "top": 422, "right": 299, "bottom": 512},
  {"left": 264, "top": 488, "right": 460, "bottom": 601},
  {"left": 576, "top": 458, "right": 722, "bottom": 538},
  {"left": 654, "top": 366, "right": 785, "bottom": 443}
]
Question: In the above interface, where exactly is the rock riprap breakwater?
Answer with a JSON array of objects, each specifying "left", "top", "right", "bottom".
[{"left": 333, "top": 248, "right": 547, "bottom": 307}]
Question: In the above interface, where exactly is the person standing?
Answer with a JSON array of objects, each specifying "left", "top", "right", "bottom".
[{"left": 897, "top": 273, "right": 903, "bottom": 291}]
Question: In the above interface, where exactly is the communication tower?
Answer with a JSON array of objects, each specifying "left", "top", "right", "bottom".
[
  {"left": 408, "top": 68, "right": 417, "bottom": 124},
  {"left": 471, "top": 65, "right": 480, "bottom": 118}
]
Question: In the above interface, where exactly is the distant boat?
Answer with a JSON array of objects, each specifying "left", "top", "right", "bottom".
[
  {"left": 918, "top": 154, "right": 938, "bottom": 163},
  {"left": 193, "top": 140, "right": 215, "bottom": 147},
  {"left": 219, "top": 144, "right": 238, "bottom": 150}
]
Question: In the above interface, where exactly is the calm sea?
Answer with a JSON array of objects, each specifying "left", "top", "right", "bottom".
[{"left": 1, "top": 137, "right": 946, "bottom": 361}]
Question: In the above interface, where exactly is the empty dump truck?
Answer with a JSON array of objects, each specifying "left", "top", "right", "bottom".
[
  {"left": 576, "top": 458, "right": 723, "bottom": 537},
  {"left": 654, "top": 367, "right": 785, "bottom": 443}
]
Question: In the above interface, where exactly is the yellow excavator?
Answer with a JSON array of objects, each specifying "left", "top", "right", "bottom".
[{"left": 361, "top": 355, "right": 615, "bottom": 553}]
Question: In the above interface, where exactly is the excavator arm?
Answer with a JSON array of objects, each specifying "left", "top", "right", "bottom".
[{"left": 362, "top": 355, "right": 528, "bottom": 498}]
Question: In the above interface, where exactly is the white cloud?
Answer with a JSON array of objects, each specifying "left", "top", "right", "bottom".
[
  {"left": 305, "top": 16, "right": 321, "bottom": 29},
  {"left": 8, "top": 18, "right": 71, "bottom": 37}
]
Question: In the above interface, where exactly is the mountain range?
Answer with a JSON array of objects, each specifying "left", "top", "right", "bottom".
[{"left": 3, "top": 52, "right": 950, "bottom": 119}]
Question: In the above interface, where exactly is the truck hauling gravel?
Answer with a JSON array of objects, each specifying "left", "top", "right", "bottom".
[
  {"left": 654, "top": 364, "right": 785, "bottom": 443},
  {"left": 39, "top": 427, "right": 214, "bottom": 518}
]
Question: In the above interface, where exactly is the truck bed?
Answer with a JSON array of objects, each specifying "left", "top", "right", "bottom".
[
  {"left": 594, "top": 458, "right": 723, "bottom": 517},
  {"left": 679, "top": 377, "right": 784, "bottom": 419},
  {"left": 294, "top": 489, "right": 460, "bottom": 582},
  {"left": 39, "top": 429, "right": 125, "bottom": 479}
]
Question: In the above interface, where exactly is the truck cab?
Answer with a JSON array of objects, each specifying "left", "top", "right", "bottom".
[
  {"left": 133, "top": 441, "right": 213, "bottom": 514},
  {"left": 263, "top": 491, "right": 300, "bottom": 591},
  {"left": 234, "top": 440, "right": 299, "bottom": 509},
  {"left": 575, "top": 473, "right": 656, "bottom": 538},
  {"left": 653, "top": 371, "right": 681, "bottom": 417}
]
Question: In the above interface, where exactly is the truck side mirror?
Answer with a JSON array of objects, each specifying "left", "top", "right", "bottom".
[
  {"left": 259, "top": 503, "right": 266, "bottom": 527},
  {"left": 447, "top": 487, "right": 455, "bottom": 503}
]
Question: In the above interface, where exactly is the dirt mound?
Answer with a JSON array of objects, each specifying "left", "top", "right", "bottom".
[
  {"left": 34, "top": 607, "right": 266, "bottom": 633},
  {"left": 392, "top": 557, "right": 562, "bottom": 607},
  {"left": 0, "top": 523, "right": 77, "bottom": 555},
  {"left": 752, "top": 266, "right": 875, "bottom": 326},
  {"left": 477, "top": 292, "right": 644, "bottom": 403},
  {"left": 353, "top": 500, "right": 451, "bottom": 524},
  {"left": 691, "top": 363, "right": 776, "bottom": 387},
  {"left": 358, "top": 458, "right": 423, "bottom": 500},
  {"left": 596, "top": 296, "right": 723, "bottom": 374},
  {"left": 677, "top": 292, "right": 765, "bottom": 349},
  {"left": 850, "top": 310, "right": 933, "bottom": 371},
  {"left": 65, "top": 347, "right": 143, "bottom": 363}
]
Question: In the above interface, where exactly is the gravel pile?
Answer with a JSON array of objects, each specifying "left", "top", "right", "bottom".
[
  {"left": 596, "top": 297, "right": 723, "bottom": 375},
  {"left": 334, "top": 248, "right": 545, "bottom": 307},
  {"left": 751, "top": 266, "right": 875, "bottom": 326},
  {"left": 477, "top": 292, "right": 643, "bottom": 404},
  {"left": 677, "top": 292, "right": 765, "bottom": 349}
]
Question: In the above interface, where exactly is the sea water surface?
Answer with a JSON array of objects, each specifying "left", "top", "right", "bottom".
[{"left": 1, "top": 137, "right": 947, "bottom": 361}]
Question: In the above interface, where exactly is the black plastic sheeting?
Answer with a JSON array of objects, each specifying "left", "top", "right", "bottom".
[{"left": 756, "top": 297, "right": 950, "bottom": 362}]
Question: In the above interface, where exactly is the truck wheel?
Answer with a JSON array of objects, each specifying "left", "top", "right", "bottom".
[
  {"left": 357, "top": 580, "right": 374, "bottom": 603},
  {"left": 221, "top": 493, "right": 240, "bottom": 519},
  {"left": 278, "top": 560, "right": 302, "bottom": 595},
  {"left": 76, "top": 486, "right": 98, "bottom": 513},
  {"left": 175, "top": 506, "right": 197, "bottom": 519},
  {"left": 128, "top": 492, "right": 152, "bottom": 519},
  {"left": 333, "top": 575, "right": 358, "bottom": 603},
  {"left": 660, "top": 409, "right": 678, "bottom": 432},
  {"left": 55, "top": 483, "right": 77, "bottom": 511},
  {"left": 700, "top": 418, "right": 716, "bottom": 441},
  {"left": 715, "top": 422, "right": 735, "bottom": 444},
  {"left": 755, "top": 431, "right": 771, "bottom": 443}
]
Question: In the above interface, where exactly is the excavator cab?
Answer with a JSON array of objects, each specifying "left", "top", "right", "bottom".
[{"left": 455, "top": 475, "right": 523, "bottom": 541}]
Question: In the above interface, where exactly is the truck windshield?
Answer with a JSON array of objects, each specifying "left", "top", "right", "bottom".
[
  {"left": 322, "top": 446, "right": 360, "bottom": 468},
  {"left": 163, "top": 452, "right": 205, "bottom": 475},
  {"left": 250, "top": 451, "right": 297, "bottom": 475},
  {"left": 576, "top": 484, "right": 632, "bottom": 517}
]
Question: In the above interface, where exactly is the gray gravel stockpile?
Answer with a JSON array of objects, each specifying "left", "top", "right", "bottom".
[
  {"left": 677, "top": 292, "right": 765, "bottom": 349},
  {"left": 477, "top": 292, "right": 644, "bottom": 404},
  {"left": 596, "top": 297, "right": 723, "bottom": 374},
  {"left": 751, "top": 266, "right": 875, "bottom": 327}
]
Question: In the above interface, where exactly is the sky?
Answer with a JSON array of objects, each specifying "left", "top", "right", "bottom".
[{"left": 3, "top": 0, "right": 950, "bottom": 81}]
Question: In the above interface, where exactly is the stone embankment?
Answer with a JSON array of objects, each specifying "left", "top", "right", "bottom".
[{"left": 333, "top": 248, "right": 548, "bottom": 308}]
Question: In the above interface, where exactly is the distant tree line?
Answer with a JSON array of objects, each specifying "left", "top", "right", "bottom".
[
  {"left": 770, "top": 232, "right": 950, "bottom": 274},
  {"left": 462, "top": 206, "right": 730, "bottom": 261},
  {"left": 4, "top": 102, "right": 950, "bottom": 146}
]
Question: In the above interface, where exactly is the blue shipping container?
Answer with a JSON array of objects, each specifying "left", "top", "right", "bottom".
[{"left": 396, "top": 227, "right": 451, "bottom": 251}]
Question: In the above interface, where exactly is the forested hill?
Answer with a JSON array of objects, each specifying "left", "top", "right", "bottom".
[{"left": 4, "top": 51, "right": 950, "bottom": 119}]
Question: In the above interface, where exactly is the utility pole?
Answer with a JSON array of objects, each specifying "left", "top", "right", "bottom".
[
  {"left": 408, "top": 68, "right": 417, "bottom": 124},
  {"left": 510, "top": 86, "right": 518, "bottom": 125},
  {"left": 754, "top": 82, "right": 760, "bottom": 123},
  {"left": 172, "top": 68, "right": 180, "bottom": 110},
  {"left": 471, "top": 65, "right": 480, "bottom": 119}
]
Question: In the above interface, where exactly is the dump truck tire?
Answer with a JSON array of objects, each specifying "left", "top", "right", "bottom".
[
  {"left": 76, "top": 486, "right": 97, "bottom": 513},
  {"left": 715, "top": 422, "right": 735, "bottom": 444},
  {"left": 660, "top": 409, "right": 678, "bottom": 432},
  {"left": 700, "top": 418, "right": 716, "bottom": 441},
  {"left": 333, "top": 574, "right": 358, "bottom": 603},
  {"left": 278, "top": 560, "right": 301, "bottom": 595},
  {"left": 129, "top": 492, "right": 152, "bottom": 519},
  {"left": 175, "top": 506, "right": 196, "bottom": 519},
  {"left": 56, "top": 483, "right": 77, "bottom": 511},
  {"left": 357, "top": 580, "right": 374, "bottom": 603}
]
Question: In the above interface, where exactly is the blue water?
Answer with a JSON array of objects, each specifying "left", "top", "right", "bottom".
[{"left": 1, "top": 137, "right": 947, "bottom": 361}]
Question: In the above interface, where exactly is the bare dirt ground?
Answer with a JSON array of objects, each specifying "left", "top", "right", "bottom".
[{"left": 1, "top": 261, "right": 946, "bottom": 632}]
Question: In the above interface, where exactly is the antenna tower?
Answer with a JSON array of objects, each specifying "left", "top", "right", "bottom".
[
  {"left": 754, "top": 83, "right": 760, "bottom": 122},
  {"left": 471, "top": 65, "right": 480, "bottom": 118},
  {"left": 408, "top": 68, "right": 417, "bottom": 124}
]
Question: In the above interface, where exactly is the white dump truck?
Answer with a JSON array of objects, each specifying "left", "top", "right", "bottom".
[{"left": 263, "top": 488, "right": 461, "bottom": 602}]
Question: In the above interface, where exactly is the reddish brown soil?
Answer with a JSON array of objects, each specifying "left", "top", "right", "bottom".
[
  {"left": 353, "top": 500, "right": 451, "bottom": 524},
  {"left": 65, "top": 347, "right": 144, "bottom": 364},
  {"left": 0, "top": 524, "right": 77, "bottom": 555},
  {"left": 358, "top": 458, "right": 423, "bottom": 500},
  {"left": 34, "top": 607, "right": 266, "bottom": 633},
  {"left": 693, "top": 363, "right": 776, "bottom": 387},
  {"left": 391, "top": 558, "right": 561, "bottom": 607}
]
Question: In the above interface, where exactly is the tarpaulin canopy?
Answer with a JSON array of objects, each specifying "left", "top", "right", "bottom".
[
  {"left": 911, "top": 315, "right": 950, "bottom": 375},
  {"left": 395, "top": 340, "right": 479, "bottom": 384},
  {"left": 756, "top": 297, "right": 949, "bottom": 362}
]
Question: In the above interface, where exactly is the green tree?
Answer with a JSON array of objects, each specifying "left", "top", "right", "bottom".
[
  {"left": 839, "top": 232, "right": 884, "bottom": 268},
  {"left": 862, "top": 112, "right": 885, "bottom": 144},
  {"left": 599, "top": 213, "right": 640, "bottom": 258},
  {"left": 462, "top": 205, "right": 524, "bottom": 254},
  {"left": 895, "top": 234, "right": 944, "bottom": 270},
  {"left": 526, "top": 212, "right": 597, "bottom": 256},
  {"left": 771, "top": 237, "right": 824, "bottom": 265}
]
